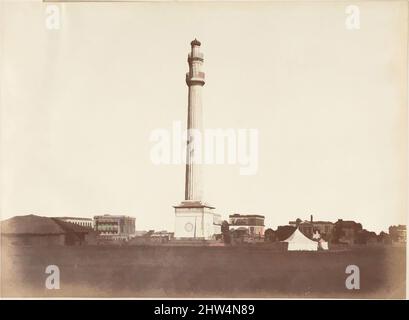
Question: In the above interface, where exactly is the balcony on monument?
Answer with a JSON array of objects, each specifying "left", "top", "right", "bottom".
[
  {"left": 188, "top": 52, "right": 204, "bottom": 61},
  {"left": 186, "top": 72, "right": 205, "bottom": 83}
]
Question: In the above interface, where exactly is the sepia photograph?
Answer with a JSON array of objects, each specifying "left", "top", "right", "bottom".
[{"left": 0, "top": 0, "right": 407, "bottom": 302}]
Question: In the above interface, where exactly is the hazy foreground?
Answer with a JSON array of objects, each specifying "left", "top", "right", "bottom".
[{"left": 1, "top": 245, "right": 405, "bottom": 298}]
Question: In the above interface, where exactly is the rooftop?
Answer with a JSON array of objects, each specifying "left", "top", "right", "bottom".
[
  {"left": 1, "top": 215, "right": 90, "bottom": 235},
  {"left": 289, "top": 220, "right": 334, "bottom": 225},
  {"left": 229, "top": 214, "right": 265, "bottom": 219},
  {"left": 55, "top": 217, "right": 93, "bottom": 221},
  {"left": 93, "top": 214, "right": 135, "bottom": 219}
]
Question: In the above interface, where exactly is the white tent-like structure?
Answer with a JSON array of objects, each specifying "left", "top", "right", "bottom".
[{"left": 283, "top": 228, "right": 318, "bottom": 251}]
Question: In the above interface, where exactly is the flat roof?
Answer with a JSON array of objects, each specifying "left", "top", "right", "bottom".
[
  {"left": 229, "top": 214, "right": 265, "bottom": 218},
  {"left": 289, "top": 220, "right": 334, "bottom": 224},
  {"left": 94, "top": 215, "right": 135, "bottom": 219},
  {"left": 2, "top": 215, "right": 91, "bottom": 235},
  {"left": 56, "top": 217, "right": 93, "bottom": 221}
]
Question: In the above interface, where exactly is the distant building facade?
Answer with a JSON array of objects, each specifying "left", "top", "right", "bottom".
[
  {"left": 389, "top": 225, "right": 406, "bottom": 243},
  {"left": 94, "top": 215, "right": 136, "bottom": 240},
  {"left": 289, "top": 215, "right": 334, "bottom": 240},
  {"left": 128, "top": 230, "right": 175, "bottom": 245},
  {"left": 1, "top": 215, "right": 90, "bottom": 246},
  {"left": 229, "top": 214, "right": 265, "bottom": 238},
  {"left": 150, "top": 230, "right": 174, "bottom": 241},
  {"left": 55, "top": 217, "right": 93, "bottom": 229},
  {"left": 213, "top": 213, "right": 222, "bottom": 236}
]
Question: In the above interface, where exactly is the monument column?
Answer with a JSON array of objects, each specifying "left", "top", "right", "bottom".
[
  {"left": 173, "top": 39, "right": 220, "bottom": 240},
  {"left": 185, "top": 38, "right": 205, "bottom": 201}
]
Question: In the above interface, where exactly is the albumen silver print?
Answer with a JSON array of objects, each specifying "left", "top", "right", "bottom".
[{"left": 0, "top": 0, "right": 407, "bottom": 299}]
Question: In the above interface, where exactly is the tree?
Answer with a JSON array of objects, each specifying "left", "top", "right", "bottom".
[
  {"left": 356, "top": 230, "right": 368, "bottom": 244},
  {"left": 356, "top": 229, "right": 377, "bottom": 244},
  {"left": 275, "top": 226, "right": 296, "bottom": 241},
  {"left": 378, "top": 231, "right": 391, "bottom": 244},
  {"left": 264, "top": 228, "right": 276, "bottom": 242},
  {"left": 221, "top": 220, "right": 231, "bottom": 244}
]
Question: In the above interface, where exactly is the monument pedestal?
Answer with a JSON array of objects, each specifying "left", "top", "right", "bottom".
[{"left": 174, "top": 201, "right": 218, "bottom": 240}]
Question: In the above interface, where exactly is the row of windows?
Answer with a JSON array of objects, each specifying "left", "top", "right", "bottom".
[
  {"left": 97, "top": 226, "right": 119, "bottom": 231},
  {"left": 70, "top": 221, "right": 92, "bottom": 227},
  {"left": 229, "top": 218, "right": 265, "bottom": 226}
]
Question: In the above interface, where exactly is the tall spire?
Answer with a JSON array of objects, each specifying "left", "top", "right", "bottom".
[
  {"left": 185, "top": 39, "right": 205, "bottom": 201},
  {"left": 173, "top": 40, "right": 219, "bottom": 240}
]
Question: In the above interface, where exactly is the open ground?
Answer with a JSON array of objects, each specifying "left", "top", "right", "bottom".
[{"left": 1, "top": 245, "right": 405, "bottom": 298}]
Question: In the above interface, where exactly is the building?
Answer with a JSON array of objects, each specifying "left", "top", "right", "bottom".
[
  {"left": 134, "top": 230, "right": 148, "bottom": 237},
  {"left": 55, "top": 217, "right": 93, "bottom": 229},
  {"left": 128, "top": 230, "right": 175, "bottom": 245},
  {"left": 94, "top": 215, "right": 136, "bottom": 240},
  {"left": 229, "top": 214, "right": 265, "bottom": 238},
  {"left": 313, "top": 220, "right": 335, "bottom": 239},
  {"left": 289, "top": 215, "right": 334, "bottom": 240},
  {"left": 213, "top": 213, "right": 222, "bottom": 236},
  {"left": 1, "top": 215, "right": 90, "bottom": 246},
  {"left": 173, "top": 39, "right": 220, "bottom": 240},
  {"left": 389, "top": 225, "right": 406, "bottom": 243},
  {"left": 149, "top": 230, "right": 175, "bottom": 241}
]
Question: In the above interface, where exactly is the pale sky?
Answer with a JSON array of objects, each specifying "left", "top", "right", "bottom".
[{"left": 1, "top": 1, "right": 408, "bottom": 233}]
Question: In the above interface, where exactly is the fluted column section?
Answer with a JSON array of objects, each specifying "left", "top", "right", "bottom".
[{"left": 185, "top": 39, "right": 205, "bottom": 201}]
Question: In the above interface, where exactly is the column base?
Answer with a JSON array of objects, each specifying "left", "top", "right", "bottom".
[{"left": 173, "top": 201, "right": 220, "bottom": 240}]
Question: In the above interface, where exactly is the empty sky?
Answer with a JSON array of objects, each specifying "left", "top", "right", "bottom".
[{"left": 1, "top": 1, "right": 408, "bottom": 233}]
